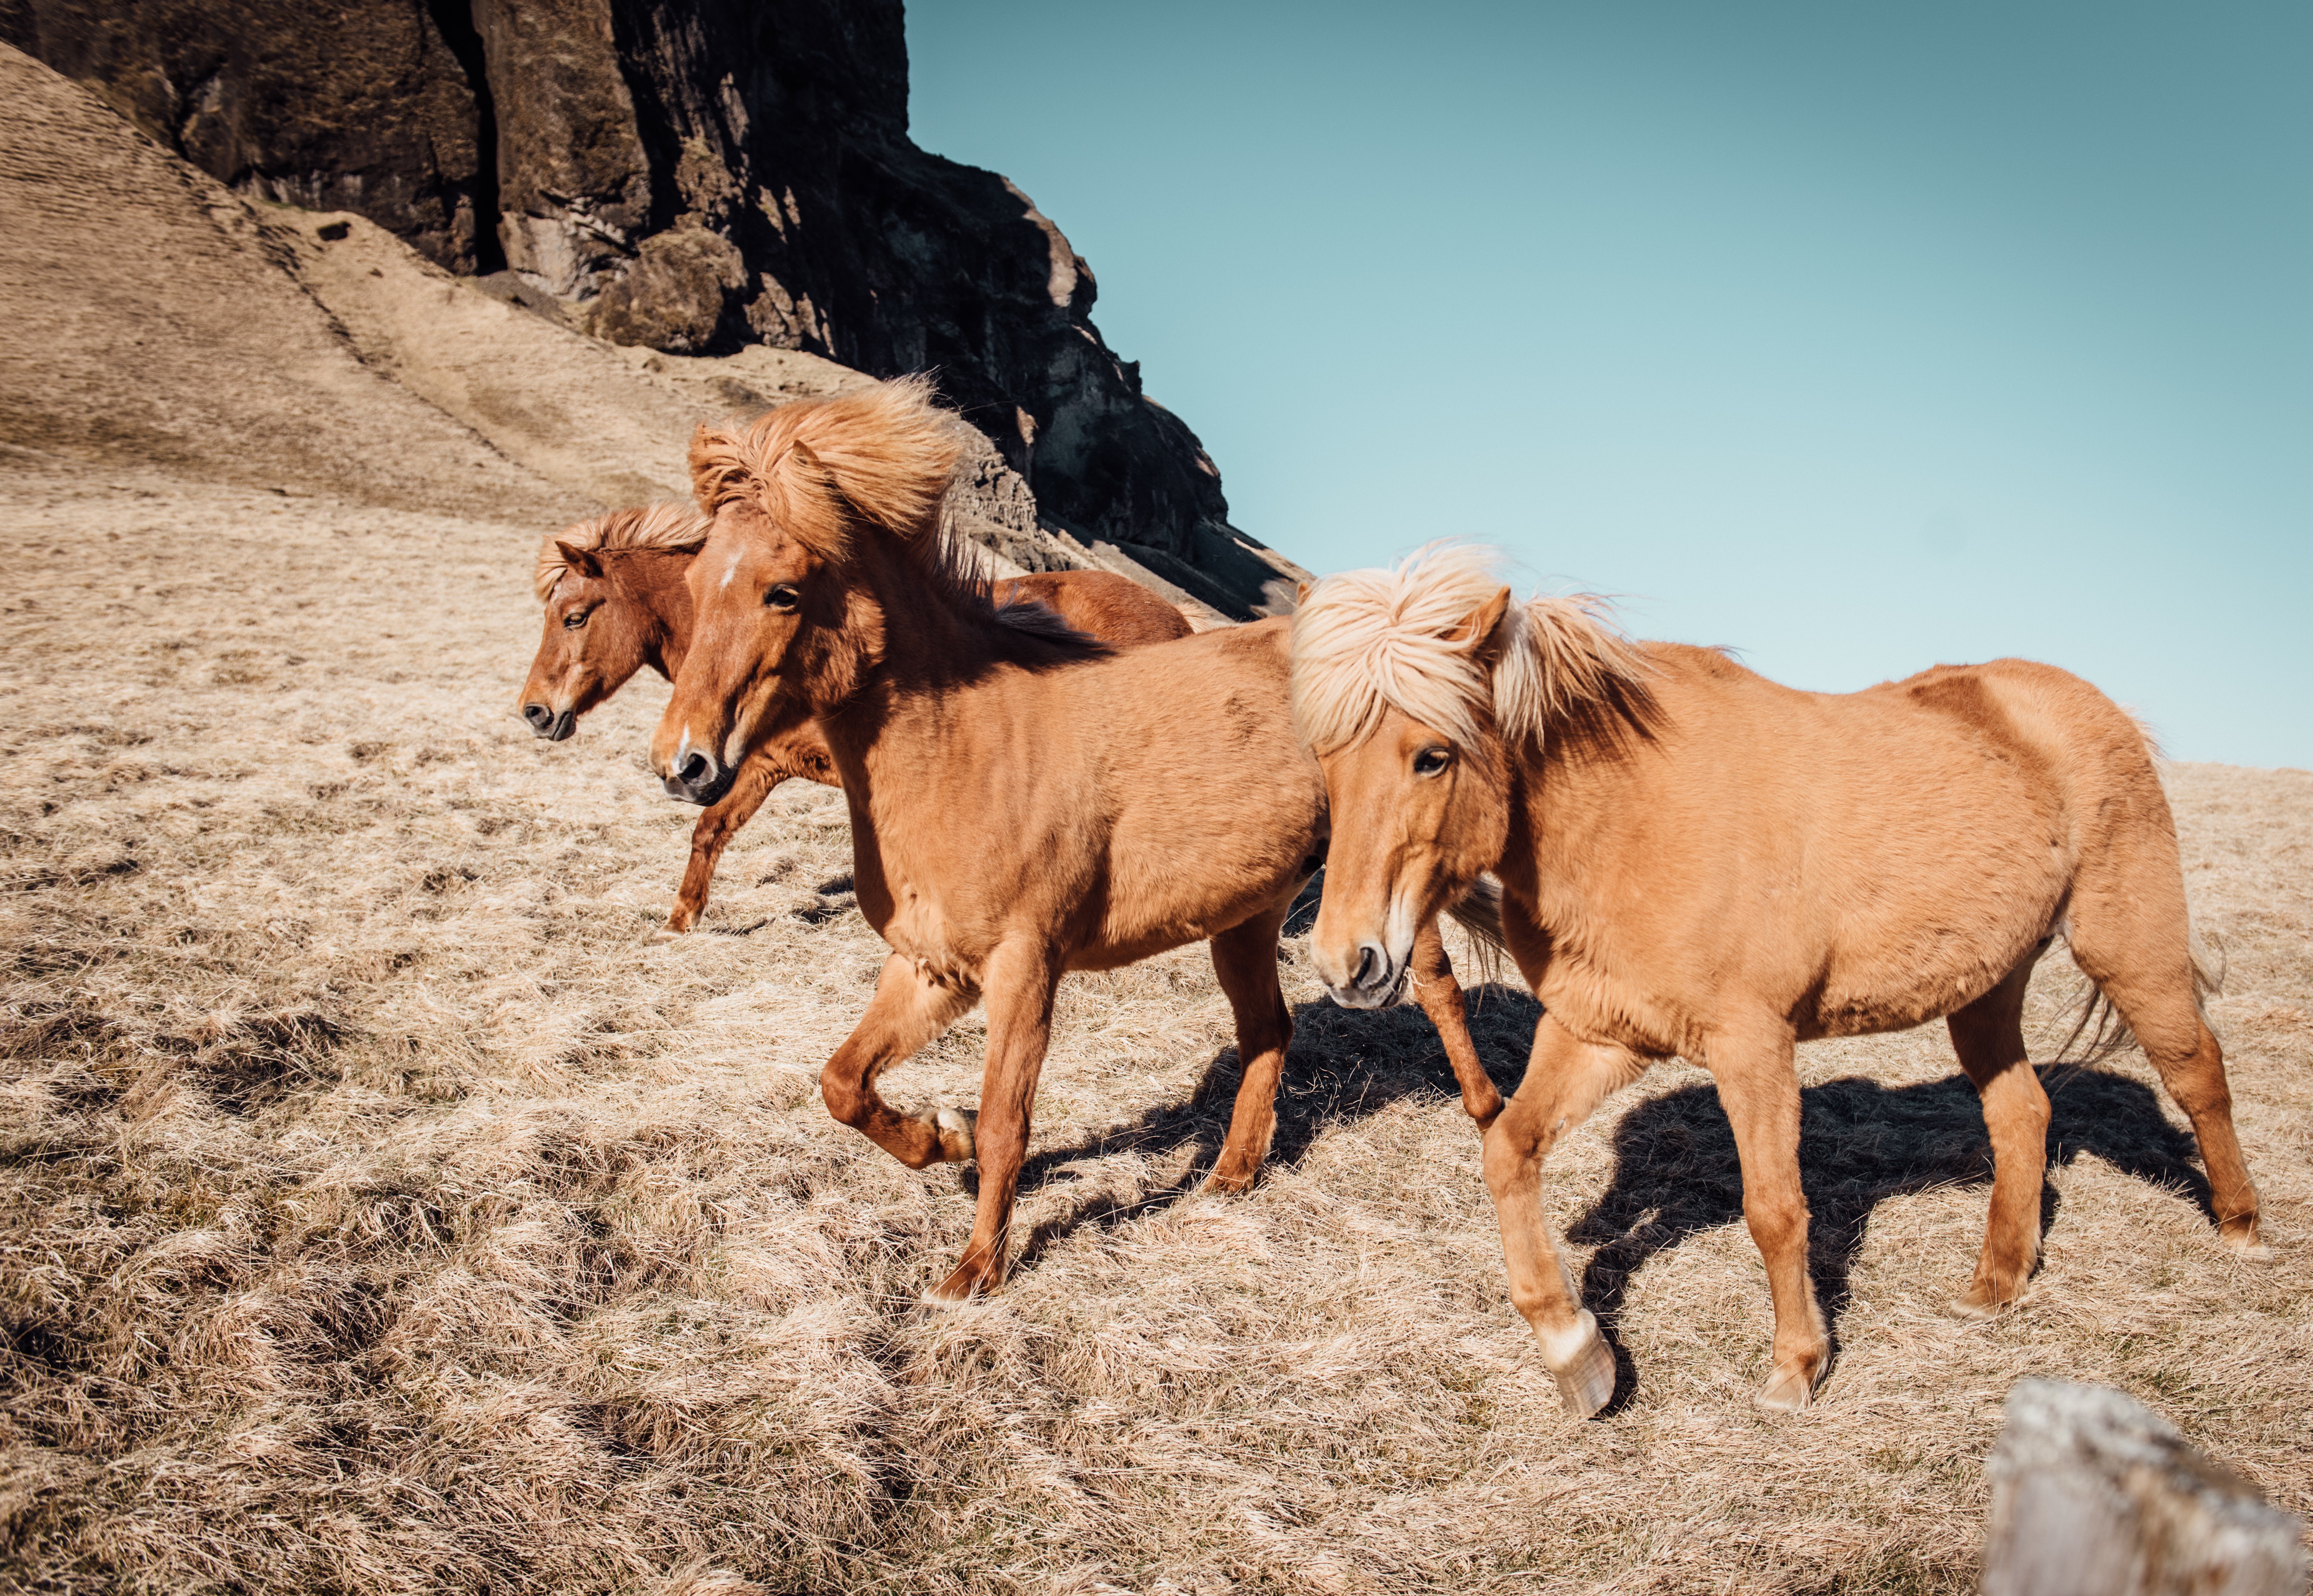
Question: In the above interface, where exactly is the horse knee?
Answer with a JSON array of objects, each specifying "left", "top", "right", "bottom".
[
  {"left": 1481, "top": 1116, "right": 1545, "bottom": 1199},
  {"left": 819, "top": 1064, "right": 872, "bottom": 1129},
  {"left": 1742, "top": 1189, "right": 1809, "bottom": 1253}
]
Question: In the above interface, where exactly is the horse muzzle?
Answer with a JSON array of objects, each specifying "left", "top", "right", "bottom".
[
  {"left": 1321, "top": 940, "right": 1410, "bottom": 1011},
  {"left": 663, "top": 749, "right": 734, "bottom": 807},
  {"left": 521, "top": 703, "right": 577, "bottom": 741}
]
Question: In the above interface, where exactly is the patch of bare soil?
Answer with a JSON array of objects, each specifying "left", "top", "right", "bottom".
[{"left": 2, "top": 448, "right": 2308, "bottom": 1594}]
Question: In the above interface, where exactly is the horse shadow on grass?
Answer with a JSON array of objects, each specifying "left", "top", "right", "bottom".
[
  {"left": 998, "top": 981, "right": 2215, "bottom": 1407},
  {"left": 1002, "top": 983, "right": 1550, "bottom": 1274},
  {"left": 1566, "top": 1059, "right": 2211, "bottom": 1411}
]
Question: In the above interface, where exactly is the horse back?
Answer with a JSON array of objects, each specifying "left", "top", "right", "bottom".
[
  {"left": 1521, "top": 647, "right": 2175, "bottom": 1047},
  {"left": 999, "top": 569, "right": 1194, "bottom": 647}
]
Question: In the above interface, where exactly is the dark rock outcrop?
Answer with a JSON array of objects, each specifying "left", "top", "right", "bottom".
[
  {"left": 2, "top": 0, "right": 1306, "bottom": 615},
  {"left": 0, "top": 0, "right": 495, "bottom": 271}
]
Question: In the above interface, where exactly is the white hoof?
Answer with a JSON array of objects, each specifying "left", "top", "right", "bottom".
[
  {"left": 1541, "top": 1311, "right": 1616, "bottom": 1419},
  {"left": 1753, "top": 1361, "right": 1818, "bottom": 1414},
  {"left": 934, "top": 1106, "right": 976, "bottom": 1163}
]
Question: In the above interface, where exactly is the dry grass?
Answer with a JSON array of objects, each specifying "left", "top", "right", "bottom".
[{"left": 3, "top": 455, "right": 2309, "bottom": 1594}]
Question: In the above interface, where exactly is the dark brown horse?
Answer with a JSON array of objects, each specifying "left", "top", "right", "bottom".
[
  {"left": 518, "top": 503, "right": 1193, "bottom": 930},
  {"left": 647, "top": 379, "right": 1505, "bottom": 1302}
]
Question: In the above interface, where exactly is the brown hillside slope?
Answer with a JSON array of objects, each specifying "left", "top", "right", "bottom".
[
  {"left": 4, "top": 0, "right": 1310, "bottom": 616},
  {"left": 0, "top": 45, "right": 1231, "bottom": 617},
  {"left": 0, "top": 42, "right": 570, "bottom": 521}
]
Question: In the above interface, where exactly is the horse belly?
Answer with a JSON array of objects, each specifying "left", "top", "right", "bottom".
[{"left": 1803, "top": 826, "right": 2068, "bottom": 1039}]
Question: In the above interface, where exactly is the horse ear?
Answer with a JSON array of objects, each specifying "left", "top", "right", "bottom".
[
  {"left": 1451, "top": 585, "right": 1513, "bottom": 652},
  {"left": 1295, "top": 580, "right": 1312, "bottom": 605},
  {"left": 555, "top": 540, "right": 603, "bottom": 579}
]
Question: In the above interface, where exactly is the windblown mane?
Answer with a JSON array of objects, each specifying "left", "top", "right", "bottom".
[
  {"left": 1291, "top": 543, "right": 1649, "bottom": 754},
  {"left": 689, "top": 376, "right": 962, "bottom": 562},
  {"left": 689, "top": 375, "right": 1101, "bottom": 647},
  {"left": 532, "top": 502, "right": 710, "bottom": 601}
]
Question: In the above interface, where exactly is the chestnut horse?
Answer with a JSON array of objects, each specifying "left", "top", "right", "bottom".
[
  {"left": 517, "top": 503, "right": 1193, "bottom": 930},
  {"left": 1289, "top": 544, "right": 2264, "bottom": 1416},
  {"left": 648, "top": 378, "right": 1505, "bottom": 1301}
]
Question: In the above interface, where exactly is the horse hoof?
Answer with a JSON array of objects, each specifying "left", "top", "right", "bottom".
[
  {"left": 1953, "top": 1278, "right": 2029, "bottom": 1318},
  {"left": 933, "top": 1107, "right": 976, "bottom": 1163},
  {"left": 646, "top": 926, "right": 686, "bottom": 944},
  {"left": 923, "top": 1262, "right": 996, "bottom": 1305},
  {"left": 1753, "top": 1362, "right": 1817, "bottom": 1414},
  {"left": 1544, "top": 1312, "right": 1616, "bottom": 1419},
  {"left": 1203, "top": 1161, "right": 1257, "bottom": 1196},
  {"left": 2220, "top": 1222, "right": 2272, "bottom": 1261}
]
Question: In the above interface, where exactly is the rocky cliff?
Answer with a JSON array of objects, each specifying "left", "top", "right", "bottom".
[{"left": 0, "top": 0, "right": 1305, "bottom": 616}]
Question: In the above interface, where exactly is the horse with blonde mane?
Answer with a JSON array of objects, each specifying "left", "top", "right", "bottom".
[
  {"left": 1291, "top": 544, "right": 2264, "bottom": 1416},
  {"left": 517, "top": 502, "right": 1192, "bottom": 931},
  {"left": 648, "top": 378, "right": 1505, "bottom": 1302}
]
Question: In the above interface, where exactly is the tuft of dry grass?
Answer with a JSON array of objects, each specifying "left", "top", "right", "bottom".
[{"left": 3, "top": 456, "right": 2309, "bottom": 1593}]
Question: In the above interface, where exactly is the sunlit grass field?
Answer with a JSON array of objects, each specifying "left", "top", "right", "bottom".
[{"left": 4, "top": 458, "right": 2308, "bottom": 1593}]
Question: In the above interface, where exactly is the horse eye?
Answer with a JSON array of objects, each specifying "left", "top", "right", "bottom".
[
  {"left": 562, "top": 610, "right": 588, "bottom": 630},
  {"left": 1413, "top": 746, "right": 1452, "bottom": 777},
  {"left": 764, "top": 584, "right": 800, "bottom": 612}
]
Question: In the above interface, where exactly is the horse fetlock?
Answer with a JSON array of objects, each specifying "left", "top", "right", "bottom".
[
  {"left": 1534, "top": 1309, "right": 1615, "bottom": 1419},
  {"left": 931, "top": 1106, "right": 976, "bottom": 1163}
]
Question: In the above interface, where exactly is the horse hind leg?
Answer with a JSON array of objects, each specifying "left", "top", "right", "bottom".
[
  {"left": 2064, "top": 864, "right": 2265, "bottom": 1256},
  {"left": 1204, "top": 899, "right": 1296, "bottom": 1194},
  {"left": 1947, "top": 953, "right": 2053, "bottom": 1315},
  {"left": 1409, "top": 916, "right": 1502, "bottom": 1131}
]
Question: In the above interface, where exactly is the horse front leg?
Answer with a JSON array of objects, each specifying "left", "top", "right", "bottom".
[
  {"left": 821, "top": 955, "right": 978, "bottom": 1168},
  {"left": 1486, "top": 1013, "right": 1649, "bottom": 1418},
  {"left": 665, "top": 747, "right": 791, "bottom": 933},
  {"left": 927, "top": 939, "right": 1062, "bottom": 1303},
  {"left": 1205, "top": 898, "right": 1296, "bottom": 1193},
  {"left": 1409, "top": 916, "right": 1501, "bottom": 1131}
]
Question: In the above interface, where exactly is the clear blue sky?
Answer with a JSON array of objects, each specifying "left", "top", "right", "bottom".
[{"left": 907, "top": 2, "right": 2310, "bottom": 767}]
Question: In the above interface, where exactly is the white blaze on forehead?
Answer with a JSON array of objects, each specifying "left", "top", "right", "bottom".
[{"left": 720, "top": 554, "right": 741, "bottom": 591}]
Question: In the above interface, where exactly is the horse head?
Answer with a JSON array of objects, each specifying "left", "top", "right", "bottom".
[
  {"left": 517, "top": 505, "right": 706, "bottom": 741},
  {"left": 1290, "top": 544, "right": 1643, "bottom": 1008},
  {"left": 653, "top": 378, "right": 960, "bottom": 806}
]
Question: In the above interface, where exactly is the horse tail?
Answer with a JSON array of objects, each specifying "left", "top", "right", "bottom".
[
  {"left": 2051, "top": 982, "right": 2135, "bottom": 1068},
  {"left": 1445, "top": 874, "right": 1509, "bottom": 988}
]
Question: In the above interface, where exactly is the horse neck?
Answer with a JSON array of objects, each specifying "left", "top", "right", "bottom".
[
  {"left": 813, "top": 538, "right": 1017, "bottom": 767},
  {"left": 611, "top": 548, "right": 697, "bottom": 678}
]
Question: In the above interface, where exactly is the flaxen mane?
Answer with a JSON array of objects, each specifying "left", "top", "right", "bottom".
[
  {"left": 1291, "top": 543, "right": 1648, "bottom": 754},
  {"left": 689, "top": 376, "right": 1099, "bottom": 646},
  {"left": 689, "top": 376, "right": 960, "bottom": 560},
  {"left": 532, "top": 502, "right": 710, "bottom": 601}
]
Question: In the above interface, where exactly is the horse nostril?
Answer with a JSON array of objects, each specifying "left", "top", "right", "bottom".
[
  {"left": 1353, "top": 945, "right": 1382, "bottom": 990},
  {"left": 678, "top": 752, "right": 713, "bottom": 787},
  {"left": 522, "top": 703, "right": 553, "bottom": 732}
]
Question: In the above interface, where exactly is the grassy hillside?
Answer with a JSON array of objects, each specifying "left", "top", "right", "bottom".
[{"left": 3, "top": 453, "right": 2307, "bottom": 1593}]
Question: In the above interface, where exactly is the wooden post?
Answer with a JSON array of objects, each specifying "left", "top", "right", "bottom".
[{"left": 1982, "top": 1378, "right": 2306, "bottom": 1596}]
